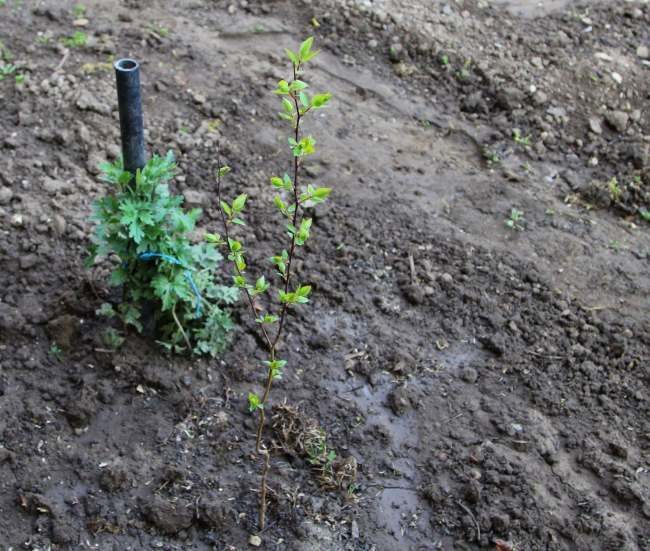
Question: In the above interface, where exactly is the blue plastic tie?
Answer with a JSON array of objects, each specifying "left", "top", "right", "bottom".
[{"left": 137, "top": 252, "right": 203, "bottom": 316}]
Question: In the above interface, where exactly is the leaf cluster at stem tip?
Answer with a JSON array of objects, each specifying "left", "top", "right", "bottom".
[{"left": 274, "top": 37, "right": 332, "bottom": 130}]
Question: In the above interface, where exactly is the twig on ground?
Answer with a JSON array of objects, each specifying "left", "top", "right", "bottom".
[{"left": 457, "top": 500, "right": 480, "bottom": 542}]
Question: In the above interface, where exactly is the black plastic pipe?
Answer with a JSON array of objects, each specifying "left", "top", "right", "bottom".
[{"left": 114, "top": 58, "right": 146, "bottom": 174}]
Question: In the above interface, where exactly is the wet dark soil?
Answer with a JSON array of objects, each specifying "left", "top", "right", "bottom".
[{"left": 0, "top": 0, "right": 649, "bottom": 550}]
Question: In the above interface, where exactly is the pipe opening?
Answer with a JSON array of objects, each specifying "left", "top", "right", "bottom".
[{"left": 115, "top": 58, "right": 139, "bottom": 72}]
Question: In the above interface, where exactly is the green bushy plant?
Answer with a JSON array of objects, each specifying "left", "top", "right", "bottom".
[
  {"left": 213, "top": 36, "right": 332, "bottom": 529},
  {"left": 88, "top": 152, "right": 238, "bottom": 355}
]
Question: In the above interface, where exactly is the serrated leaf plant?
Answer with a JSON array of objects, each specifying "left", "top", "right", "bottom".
[
  {"left": 215, "top": 36, "right": 333, "bottom": 530},
  {"left": 88, "top": 151, "right": 238, "bottom": 356}
]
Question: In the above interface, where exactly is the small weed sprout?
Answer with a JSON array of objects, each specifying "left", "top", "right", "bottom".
[
  {"left": 0, "top": 63, "right": 16, "bottom": 80},
  {"left": 608, "top": 240, "right": 621, "bottom": 253},
  {"left": 61, "top": 31, "right": 87, "bottom": 48},
  {"left": 72, "top": 4, "right": 86, "bottom": 18},
  {"left": 0, "top": 39, "right": 13, "bottom": 62},
  {"left": 455, "top": 58, "right": 472, "bottom": 81},
  {"left": 607, "top": 177, "right": 622, "bottom": 202},
  {"left": 512, "top": 128, "right": 531, "bottom": 147},
  {"left": 214, "top": 37, "right": 333, "bottom": 530},
  {"left": 639, "top": 208, "right": 650, "bottom": 222},
  {"left": 505, "top": 208, "right": 525, "bottom": 230},
  {"left": 147, "top": 23, "right": 170, "bottom": 38},
  {"left": 36, "top": 33, "right": 52, "bottom": 46},
  {"left": 49, "top": 343, "right": 63, "bottom": 361},
  {"left": 102, "top": 328, "right": 125, "bottom": 350},
  {"left": 481, "top": 146, "right": 500, "bottom": 166}
]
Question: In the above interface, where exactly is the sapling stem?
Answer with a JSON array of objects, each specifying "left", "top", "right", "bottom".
[{"left": 214, "top": 37, "right": 332, "bottom": 531}]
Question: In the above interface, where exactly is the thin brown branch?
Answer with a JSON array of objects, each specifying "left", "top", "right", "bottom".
[
  {"left": 171, "top": 303, "right": 192, "bottom": 352},
  {"left": 215, "top": 152, "right": 273, "bottom": 352},
  {"left": 259, "top": 449, "right": 271, "bottom": 529},
  {"left": 271, "top": 64, "right": 302, "bottom": 350}
]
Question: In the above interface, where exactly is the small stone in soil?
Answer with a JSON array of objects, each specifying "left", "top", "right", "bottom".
[
  {"left": 388, "top": 386, "right": 411, "bottom": 415},
  {"left": 464, "top": 479, "right": 481, "bottom": 504},
  {"left": 588, "top": 117, "right": 602, "bottom": 135},
  {"left": 183, "top": 190, "right": 210, "bottom": 208},
  {"left": 0, "top": 186, "right": 13, "bottom": 204},
  {"left": 460, "top": 366, "right": 478, "bottom": 383},
  {"left": 605, "top": 110, "right": 629, "bottom": 133}
]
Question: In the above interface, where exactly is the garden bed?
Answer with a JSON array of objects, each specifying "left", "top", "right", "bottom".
[{"left": 0, "top": 0, "right": 649, "bottom": 549}]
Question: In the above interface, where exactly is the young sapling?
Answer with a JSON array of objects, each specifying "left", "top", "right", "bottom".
[{"left": 214, "top": 36, "right": 333, "bottom": 530}]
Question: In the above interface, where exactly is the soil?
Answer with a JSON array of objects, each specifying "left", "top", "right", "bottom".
[{"left": 1, "top": 0, "right": 649, "bottom": 550}]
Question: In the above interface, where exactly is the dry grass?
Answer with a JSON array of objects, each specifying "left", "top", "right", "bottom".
[{"left": 272, "top": 403, "right": 357, "bottom": 492}]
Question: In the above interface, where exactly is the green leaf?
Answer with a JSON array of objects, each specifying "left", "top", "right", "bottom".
[
  {"left": 152, "top": 274, "right": 175, "bottom": 311},
  {"left": 171, "top": 208, "right": 200, "bottom": 233},
  {"left": 313, "top": 187, "right": 332, "bottom": 199},
  {"left": 273, "top": 79, "right": 290, "bottom": 95},
  {"left": 204, "top": 232, "right": 224, "bottom": 244},
  {"left": 232, "top": 193, "right": 247, "bottom": 212},
  {"left": 233, "top": 275, "right": 247, "bottom": 288},
  {"left": 218, "top": 165, "right": 231, "bottom": 177},
  {"left": 256, "top": 314, "right": 280, "bottom": 324},
  {"left": 271, "top": 176, "right": 285, "bottom": 189},
  {"left": 311, "top": 186, "right": 332, "bottom": 204},
  {"left": 640, "top": 208, "right": 650, "bottom": 222},
  {"left": 301, "top": 136, "right": 316, "bottom": 155},
  {"left": 282, "top": 97, "right": 294, "bottom": 114},
  {"left": 227, "top": 238, "right": 242, "bottom": 252},
  {"left": 278, "top": 290, "right": 293, "bottom": 304},
  {"left": 290, "top": 80, "right": 308, "bottom": 92},
  {"left": 96, "top": 303, "right": 116, "bottom": 318},
  {"left": 274, "top": 195, "right": 287, "bottom": 215},
  {"left": 248, "top": 392, "right": 263, "bottom": 412},
  {"left": 296, "top": 284, "right": 312, "bottom": 303},
  {"left": 119, "top": 303, "right": 143, "bottom": 332},
  {"left": 285, "top": 48, "right": 299, "bottom": 66},
  {"left": 271, "top": 250, "right": 289, "bottom": 276},
  {"left": 311, "top": 93, "right": 332, "bottom": 109},
  {"left": 254, "top": 276, "right": 270, "bottom": 294},
  {"left": 295, "top": 217, "right": 312, "bottom": 245},
  {"left": 220, "top": 200, "right": 232, "bottom": 217},
  {"left": 290, "top": 136, "right": 316, "bottom": 157},
  {"left": 109, "top": 267, "right": 127, "bottom": 286},
  {"left": 299, "top": 37, "right": 314, "bottom": 60},
  {"left": 264, "top": 359, "right": 287, "bottom": 380},
  {"left": 234, "top": 255, "right": 246, "bottom": 272},
  {"left": 279, "top": 284, "right": 311, "bottom": 305},
  {"left": 299, "top": 91, "right": 310, "bottom": 108}
]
